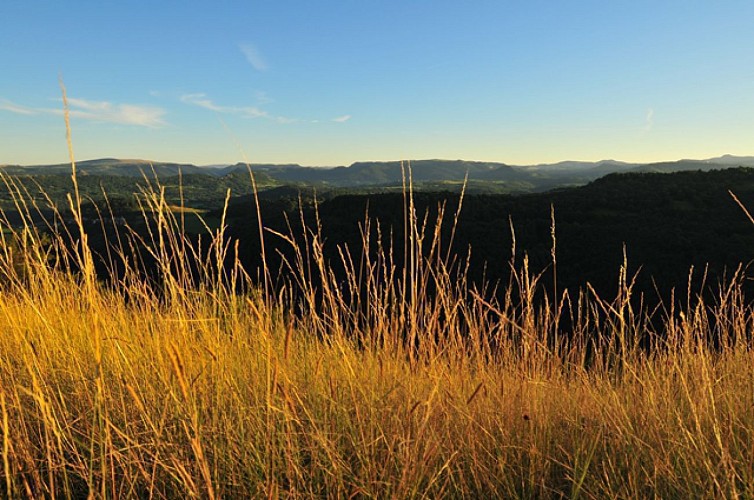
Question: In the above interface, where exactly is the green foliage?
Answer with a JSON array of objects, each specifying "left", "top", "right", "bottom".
[{"left": 0, "top": 170, "right": 278, "bottom": 212}]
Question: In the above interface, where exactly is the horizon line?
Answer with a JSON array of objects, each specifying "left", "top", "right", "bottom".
[{"left": 3, "top": 153, "right": 753, "bottom": 170}]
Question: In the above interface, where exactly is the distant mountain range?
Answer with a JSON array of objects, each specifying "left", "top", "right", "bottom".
[{"left": 3, "top": 155, "right": 754, "bottom": 193}]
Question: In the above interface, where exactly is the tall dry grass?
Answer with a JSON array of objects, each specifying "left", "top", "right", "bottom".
[{"left": 1, "top": 107, "right": 754, "bottom": 496}]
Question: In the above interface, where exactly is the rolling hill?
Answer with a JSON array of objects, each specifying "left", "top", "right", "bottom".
[{"left": 4, "top": 155, "right": 754, "bottom": 194}]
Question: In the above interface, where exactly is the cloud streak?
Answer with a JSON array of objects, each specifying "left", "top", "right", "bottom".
[
  {"left": 0, "top": 97, "right": 165, "bottom": 127},
  {"left": 0, "top": 100, "right": 38, "bottom": 115},
  {"left": 240, "top": 43, "right": 268, "bottom": 72},
  {"left": 181, "top": 92, "right": 353, "bottom": 126},
  {"left": 181, "top": 93, "right": 297, "bottom": 123}
]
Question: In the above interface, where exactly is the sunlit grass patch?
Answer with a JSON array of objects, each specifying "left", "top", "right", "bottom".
[{"left": 1, "top": 95, "right": 754, "bottom": 496}]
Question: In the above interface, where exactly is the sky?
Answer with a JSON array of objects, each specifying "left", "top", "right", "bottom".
[{"left": 3, "top": 1, "right": 754, "bottom": 167}]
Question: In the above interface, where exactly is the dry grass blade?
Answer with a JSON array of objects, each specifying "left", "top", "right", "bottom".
[{"left": 729, "top": 189, "right": 754, "bottom": 225}]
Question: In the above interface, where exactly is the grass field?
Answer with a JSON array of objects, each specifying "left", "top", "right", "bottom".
[
  {"left": 2, "top": 98, "right": 754, "bottom": 497},
  {"left": 1, "top": 159, "right": 754, "bottom": 498}
]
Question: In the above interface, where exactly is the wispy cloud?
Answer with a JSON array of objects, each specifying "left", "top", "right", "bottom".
[
  {"left": 181, "top": 92, "right": 295, "bottom": 123},
  {"left": 0, "top": 97, "right": 165, "bottom": 127},
  {"left": 65, "top": 98, "right": 166, "bottom": 127},
  {"left": 644, "top": 107, "right": 654, "bottom": 132},
  {"left": 181, "top": 93, "right": 234, "bottom": 113},
  {"left": 0, "top": 100, "right": 38, "bottom": 115},
  {"left": 180, "top": 93, "right": 269, "bottom": 118},
  {"left": 181, "top": 92, "right": 352, "bottom": 126},
  {"left": 239, "top": 43, "right": 268, "bottom": 72}
]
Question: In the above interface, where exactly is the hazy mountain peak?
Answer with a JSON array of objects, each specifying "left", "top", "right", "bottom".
[
  {"left": 701, "top": 154, "right": 754, "bottom": 166},
  {"left": 2, "top": 155, "right": 754, "bottom": 194}
]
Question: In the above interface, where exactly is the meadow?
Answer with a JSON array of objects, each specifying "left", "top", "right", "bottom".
[
  {"left": 2, "top": 99, "right": 754, "bottom": 498},
  {"left": 1, "top": 157, "right": 754, "bottom": 499}
]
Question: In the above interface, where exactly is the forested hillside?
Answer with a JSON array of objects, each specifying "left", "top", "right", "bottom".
[{"left": 223, "top": 168, "right": 754, "bottom": 303}]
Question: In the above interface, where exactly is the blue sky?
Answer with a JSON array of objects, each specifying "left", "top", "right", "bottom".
[{"left": 3, "top": 1, "right": 754, "bottom": 166}]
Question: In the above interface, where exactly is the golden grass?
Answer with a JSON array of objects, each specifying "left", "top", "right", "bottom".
[
  {"left": 2, "top": 102, "right": 754, "bottom": 496},
  {"left": 0, "top": 167, "right": 752, "bottom": 498},
  {"left": 166, "top": 205, "right": 208, "bottom": 214},
  {"left": 2, "top": 245, "right": 754, "bottom": 498}
]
